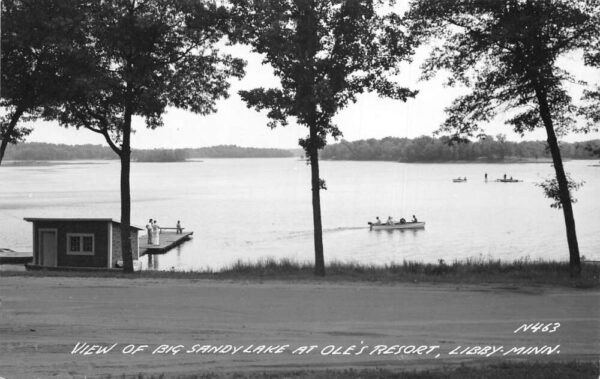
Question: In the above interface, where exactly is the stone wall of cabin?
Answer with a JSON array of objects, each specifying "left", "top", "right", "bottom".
[
  {"left": 111, "top": 224, "right": 122, "bottom": 266},
  {"left": 111, "top": 224, "right": 139, "bottom": 267}
]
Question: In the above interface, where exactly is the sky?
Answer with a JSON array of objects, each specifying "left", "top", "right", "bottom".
[{"left": 23, "top": 37, "right": 600, "bottom": 150}]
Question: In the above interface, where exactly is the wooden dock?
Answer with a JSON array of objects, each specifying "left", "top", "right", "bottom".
[
  {"left": 0, "top": 248, "right": 33, "bottom": 264},
  {"left": 139, "top": 231, "right": 193, "bottom": 255}
]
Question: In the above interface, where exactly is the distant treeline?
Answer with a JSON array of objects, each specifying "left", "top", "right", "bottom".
[
  {"left": 6, "top": 139, "right": 598, "bottom": 162},
  {"left": 185, "top": 145, "right": 293, "bottom": 158},
  {"left": 3, "top": 143, "right": 293, "bottom": 161},
  {"left": 134, "top": 149, "right": 188, "bottom": 162},
  {"left": 320, "top": 136, "right": 600, "bottom": 162},
  {"left": 4, "top": 143, "right": 115, "bottom": 161}
]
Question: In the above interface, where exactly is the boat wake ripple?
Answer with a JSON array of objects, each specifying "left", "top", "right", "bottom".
[{"left": 243, "top": 226, "right": 368, "bottom": 245}]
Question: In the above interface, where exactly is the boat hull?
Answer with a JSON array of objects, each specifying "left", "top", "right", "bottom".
[{"left": 368, "top": 222, "right": 425, "bottom": 230}]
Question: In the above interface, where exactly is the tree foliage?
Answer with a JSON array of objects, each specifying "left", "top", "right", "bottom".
[
  {"left": 581, "top": 11, "right": 600, "bottom": 131},
  {"left": 536, "top": 175, "right": 584, "bottom": 209},
  {"left": 0, "top": 0, "right": 90, "bottom": 164},
  {"left": 58, "top": 0, "right": 245, "bottom": 154},
  {"left": 408, "top": 0, "right": 597, "bottom": 142},
  {"left": 231, "top": 0, "right": 415, "bottom": 275},
  {"left": 232, "top": 0, "right": 415, "bottom": 153}
]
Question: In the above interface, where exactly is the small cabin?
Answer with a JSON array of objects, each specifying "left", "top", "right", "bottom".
[{"left": 24, "top": 218, "right": 142, "bottom": 269}]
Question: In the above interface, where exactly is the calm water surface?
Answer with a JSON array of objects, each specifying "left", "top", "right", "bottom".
[{"left": 1, "top": 158, "right": 599, "bottom": 270}]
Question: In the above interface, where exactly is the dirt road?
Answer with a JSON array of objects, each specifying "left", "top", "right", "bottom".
[{"left": 0, "top": 276, "right": 598, "bottom": 378}]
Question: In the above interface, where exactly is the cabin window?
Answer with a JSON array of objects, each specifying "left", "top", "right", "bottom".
[{"left": 66, "top": 233, "right": 95, "bottom": 255}]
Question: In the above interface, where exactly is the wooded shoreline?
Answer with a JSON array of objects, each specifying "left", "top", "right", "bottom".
[
  {"left": 2, "top": 142, "right": 294, "bottom": 161},
  {"left": 320, "top": 137, "right": 600, "bottom": 163},
  {"left": 3, "top": 138, "right": 599, "bottom": 163}
]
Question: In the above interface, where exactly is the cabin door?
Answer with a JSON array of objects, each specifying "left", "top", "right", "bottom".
[{"left": 39, "top": 230, "right": 57, "bottom": 267}]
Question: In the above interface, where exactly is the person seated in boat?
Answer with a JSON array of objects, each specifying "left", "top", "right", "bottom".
[
  {"left": 387, "top": 216, "right": 395, "bottom": 225},
  {"left": 399, "top": 218, "right": 406, "bottom": 224},
  {"left": 412, "top": 215, "right": 418, "bottom": 223},
  {"left": 375, "top": 217, "right": 382, "bottom": 225}
]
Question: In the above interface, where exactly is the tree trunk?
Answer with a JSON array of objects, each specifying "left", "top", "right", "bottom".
[
  {"left": 309, "top": 126, "right": 325, "bottom": 276},
  {"left": 0, "top": 135, "right": 11, "bottom": 166},
  {"left": 533, "top": 85, "right": 581, "bottom": 275},
  {"left": 297, "top": 0, "right": 324, "bottom": 276},
  {"left": 0, "top": 108, "right": 25, "bottom": 166},
  {"left": 120, "top": 110, "right": 134, "bottom": 273}
]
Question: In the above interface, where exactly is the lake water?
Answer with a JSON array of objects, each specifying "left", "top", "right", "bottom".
[{"left": 1, "top": 158, "right": 599, "bottom": 270}]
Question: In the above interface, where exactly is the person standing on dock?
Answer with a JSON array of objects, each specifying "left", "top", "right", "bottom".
[
  {"left": 146, "top": 219, "right": 153, "bottom": 244},
  {"left": 176, "top": 220, "right": 183, "bottom": 234},
  {"left": 152, "top": 220, "right": 160, "bottom": 245}
]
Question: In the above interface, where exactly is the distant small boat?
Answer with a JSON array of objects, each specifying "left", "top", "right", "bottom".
[
  {"left": 495, "top": 178, "right": 522, "bottom": 183},
  {"left": 368, "top": 221, "right": 425, "bottom": 230},
  {"left": 453, "top": 178, "right": 467, "bottom": 183}
]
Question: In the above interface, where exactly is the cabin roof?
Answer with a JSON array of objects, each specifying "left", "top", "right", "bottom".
[{"left": 24, "top": 218, "right": 143, "bottom": 230}]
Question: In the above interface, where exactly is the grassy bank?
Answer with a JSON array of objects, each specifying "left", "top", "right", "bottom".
[
  {"left": 2, "top": 257, "right": 599, "bottom": 288},
  {"left": 108, "top": 361, "right": 599, "bottom": 378}
]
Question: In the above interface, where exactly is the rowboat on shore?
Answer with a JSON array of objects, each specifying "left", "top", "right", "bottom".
[{"left": 368, "top": 221, "right": 426, "bottom": 230}]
